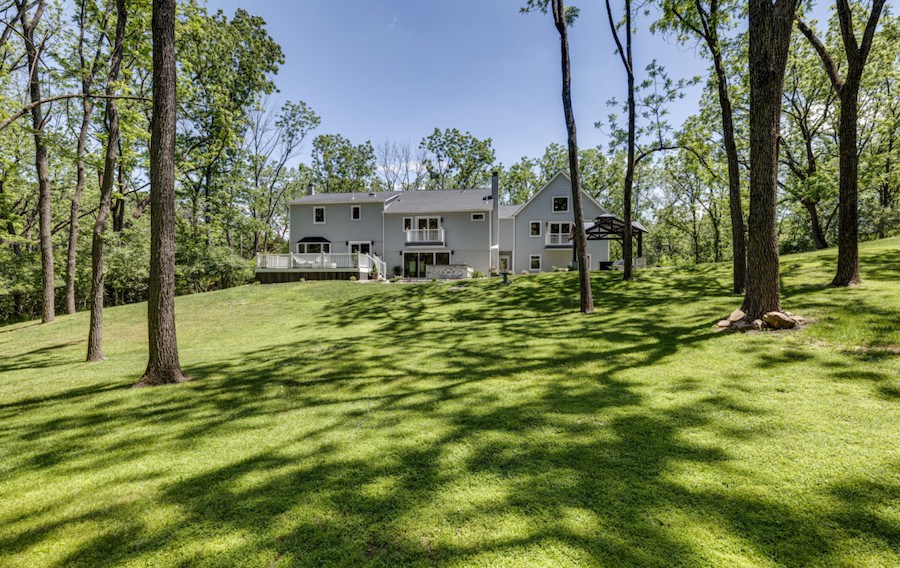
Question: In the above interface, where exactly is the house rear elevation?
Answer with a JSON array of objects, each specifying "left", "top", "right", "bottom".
[{"left": 256, "top": 172, "right": 613, "bottom": 281}]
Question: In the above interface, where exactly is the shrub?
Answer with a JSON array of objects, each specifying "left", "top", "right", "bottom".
[
  {"left": 349, "top": 276, "right": 357, "bottom": 282},
  {"left": 392, "top": 265, "right": 402, "bottom": 277},
  {"left": 472, "top": 270, "right": 485, "bottom": 278}
]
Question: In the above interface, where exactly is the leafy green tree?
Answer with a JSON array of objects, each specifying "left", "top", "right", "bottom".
[
  {"left": 796, "top": 0, "right": 888, "bottom": 286},
  {"left": 419, "top": 128, "right": 496, "bottom": 190},
  {"left": 654, "top": 0, "right": 747, "bottom": 293},
  {"left": 310, "top": 133, "right": 376, "bottom": 193}
]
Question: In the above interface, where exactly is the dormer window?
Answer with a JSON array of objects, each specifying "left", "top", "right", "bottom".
[
  {"left": 351, "top": 205, "right": 361, "bottom": 220},
  {"left": 552, "top": 196, "right": 569, "bottom": 213},
  {"left": 313, "top": 207, "right": 325, "bottom": 224}
]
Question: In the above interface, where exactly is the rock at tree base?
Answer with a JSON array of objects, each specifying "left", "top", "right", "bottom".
[
  {"left": 763, "top": 311, "right": 797, "bottom": 329},
  {"left": 728, "top": 309, "right": 746, "bottom": 322},
  {"left": 717, "top": 320, "right": 731, "bottom": 328},
  {"left": 752, "top": 319, "right": 764, "bottom": 331},
  {"left": 732, "top": 320, "right": 754, "bottom": 332}
]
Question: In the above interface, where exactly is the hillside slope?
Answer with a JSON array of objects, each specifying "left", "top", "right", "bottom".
[{"left": 1, "top": 238, "right": 898, "bottom": 567}]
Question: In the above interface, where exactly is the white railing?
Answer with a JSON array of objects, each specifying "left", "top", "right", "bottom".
[
  {"left": 405, "top": 228, "right": 444, "bottom": 243},
  {"left": 545, "top": 233, "right": 571, "bottom": 246},
  {"left": 256, "top": 253, "right": 386, "bottom": 276}
]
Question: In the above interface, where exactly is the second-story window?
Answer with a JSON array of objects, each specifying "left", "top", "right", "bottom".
[
  {"left": 351, "top": 205, "right": 361, "bottom": 220},
  {"left": 471, "top": 213, "right": 485, "bottom": 221},
  {"left": 403, "top": 217, "right": 413, "bottom": 231},
  {"left": 313, "top": 207, "right": 325, "bottom": 224},
  {"left": 529, "top": 220, "right": 542, "bottom": 237},
  {"left": 552, "top": 196, "right": 569, "bottom": 212}
]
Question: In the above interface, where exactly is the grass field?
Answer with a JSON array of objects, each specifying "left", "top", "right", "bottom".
[{"left": 1, "top": 238, "right": 898, "bottom": 567}]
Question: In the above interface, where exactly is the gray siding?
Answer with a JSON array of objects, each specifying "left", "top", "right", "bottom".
[
  {"left": 383, "top": 211, "right": 492, "bottom": 273},
  {"left": 289, "top": 202, "right": 386, "bottom": 255},
  {"left": 511, "top": 173, "right": 610, "bottom": 273}
]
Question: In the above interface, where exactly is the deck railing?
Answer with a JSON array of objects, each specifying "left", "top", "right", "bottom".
[
  {"left": 256, "top": 253, "right": 386, "bottom": 276},
  {"left": 405, "top": 228, "right": 444, "bottom": 243},
  {"left": 545, "top": 233, "right": 571, "bottom": 246}
]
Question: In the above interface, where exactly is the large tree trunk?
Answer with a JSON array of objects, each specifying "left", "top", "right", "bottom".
[
  {"left": 743, "top": 0, "right": 798, "bottom": 320},
  {"left": 135, "top": 0, "right": 186, "bottom": 386},
  {"left": 20, "top": 1, "right": 55, "bottom": 323},
  {"left": 87, "top": 0, "right": 126, "bottom": 362},
  {"left": 553, "top": 0, "right": 593, "bottom": 313}
]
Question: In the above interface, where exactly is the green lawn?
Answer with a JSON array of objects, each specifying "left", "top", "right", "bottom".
[{"left": 1, "top": 238, "right": 898, "bottom": 567}]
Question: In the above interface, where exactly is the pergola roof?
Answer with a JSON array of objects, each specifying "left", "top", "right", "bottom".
[
  {"left": 296, "top": 236, "right": 331, "bottom": 243},
  {"left": 583, "top": 213, "right": 647, "bottom": 241}
]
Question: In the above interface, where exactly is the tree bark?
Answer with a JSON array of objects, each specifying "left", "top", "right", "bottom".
[
  {"left": 552, "top": 0, "right": 593, "bottom": 313},
  {"left": 66, "top": 97, "right": 94, "bottom": 315},
  {"left": 87, "top": 0, "right": 126, "bottom": 362},
  {"left": 797, "top": 0, "right": 887, "bottom": 286},
  {"left": 802, "top": 198, "right": 828, "bottom": 250},
  {"left": 19, "top": 0, "right": 55, "bottom": 323},
  {"left": 743, "top": 0, "right": 799, "bottom": 320},
  {"left": 711, "top": 43, "right": 747, "bottom": 293},
  {"left": 135, "top": 0, "right": 186, "bottom": 386}
]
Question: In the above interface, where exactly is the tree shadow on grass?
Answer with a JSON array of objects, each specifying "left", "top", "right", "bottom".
[{"left": 1, "top": 265, "right": 898, "bottom": 566}]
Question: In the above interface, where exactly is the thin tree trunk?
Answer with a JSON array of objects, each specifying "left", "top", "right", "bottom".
[
  {"left": 87, "top": 0, "right": 126, "bottom": 362},
  {"left": 135, "top": 0, "right": 186, "bottom": 386},
  {"left": 552, "top": 0, "right": 593, "bottom": 313},
  {"left": 832, "top": 78, "right": 861, "bottom": 284},
  {"left": 19, "top": 1, "right": 55, "bottom": 323},
  {"left": 802, "top": 198, "right": 828, "bottom": 249},
  {"left": 712, "top": 51, "right": 747, "bottom": 293},
  {"left": 66, "top": 98, "right": 94, "bottom": 315},
  {"left": 743, "top": 0, "right": 798, "bottom": 320},
  {"left": 622, "top": 0, "right": 635, "bottom": 281}
]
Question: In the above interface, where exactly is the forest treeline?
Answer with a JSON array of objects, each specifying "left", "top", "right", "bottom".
[{"left": 0, "top": 0, "right": 897, "bottom": 323}]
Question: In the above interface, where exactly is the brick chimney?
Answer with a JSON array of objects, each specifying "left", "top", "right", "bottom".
[{"left": 307, "top": 183, "right": 315, "bottom": 196}]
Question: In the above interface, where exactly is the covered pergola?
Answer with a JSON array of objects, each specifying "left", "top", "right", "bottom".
[{"left": 570, "top": 213, "right": 648, "bottom": 267}]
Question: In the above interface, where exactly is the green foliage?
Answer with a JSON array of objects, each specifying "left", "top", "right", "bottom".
[
  {"left": 419, "top": 128, "right": 496, "bottom": 189},
  {"left": 310, "top": 134, "right": 376, "bottom": 193},
  {"left": 175, "top": 241, "right": 254, "bottom": 294}
]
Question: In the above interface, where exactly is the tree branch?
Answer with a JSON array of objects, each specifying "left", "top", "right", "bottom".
[{"left": 0, "top": 92, "right": 149, "bottom": 132}]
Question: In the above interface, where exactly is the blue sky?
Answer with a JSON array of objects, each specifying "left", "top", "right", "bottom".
[{"left": 203, "top": 0, "right": 825, "bottom": 166}]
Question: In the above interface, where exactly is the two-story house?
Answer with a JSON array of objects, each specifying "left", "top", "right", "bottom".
[{"left": 255, "top": 172, "right": 618, "bottom": 281}]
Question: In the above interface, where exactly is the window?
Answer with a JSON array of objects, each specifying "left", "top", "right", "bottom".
[
  {"left": 403, "top": 217, "right": 413, "bottom": 231},
  {"left": 313, "top": 207, "right": 325, "bottom": 224},
  {"left": 552, "top": 196, "right": 569, "bottom": 212},
  {"left": 351, "top": 205, "right": 361, "bottom": 221},
  {"left": 529, "top": 220, "right": 542, "bottom": 237},
  {"left": 529, "top": 254, "right": 542, "bottom": 271},
  {"left": 548, "top": 222, "right": 571, "bottom": 234},
  {"left": 349, "top": 241, "right": 371, "bottom": 255},
  {"left": 298, "top": 242, "right": 330, "bottom": 253},
  {"left": 436, "top": 252, "right": 450, "bottom": 265},
  {"left": 471, "top": 213, "right": 485, "bottom": 221}
]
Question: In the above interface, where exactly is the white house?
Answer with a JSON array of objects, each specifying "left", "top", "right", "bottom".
[{"left": 256, "top": 172, "right": 635, "bottom": 281}]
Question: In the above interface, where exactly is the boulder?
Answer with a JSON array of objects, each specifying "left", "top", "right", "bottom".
[
  {"left": 752, "top": 319, "right": 764, "bottom": 331},
  {"left": 763, "top": 311, "right": 797, "bottom": 329},
  {"left": 728, "top": 309, "right": 746, "bottom": 323},
  {"left": 717, "top": 320, "right": 731, "bottom": 328},
  {"left": 732, "top": 320, "right": 754, "bottom": 332}
]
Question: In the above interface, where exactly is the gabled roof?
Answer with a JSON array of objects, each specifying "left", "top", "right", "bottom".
[
  {"left": 287, "top": 191, "right": 399, "bottom": 205},
  {"left": 499, "top": 205, "right": 521, "bottom": 218},
  {"left": 383, "top": 189, "right": 493, "bottom": 214},
  {"left": 510, "top": 171, "right": 609, "bottom": 217}
]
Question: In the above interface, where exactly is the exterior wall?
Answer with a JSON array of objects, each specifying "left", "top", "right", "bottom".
[
  {"left": 289, "top": 201, "right": 386, "bottom": 255},
  {"left": 511, "top": 174, "right": 610, "bottom": 273},
  {"left": 499, "top": 218, "right": 515, "bottom": 252},
  {"left": 383, "top": 210, "right": 492, "bottom": 274}
]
